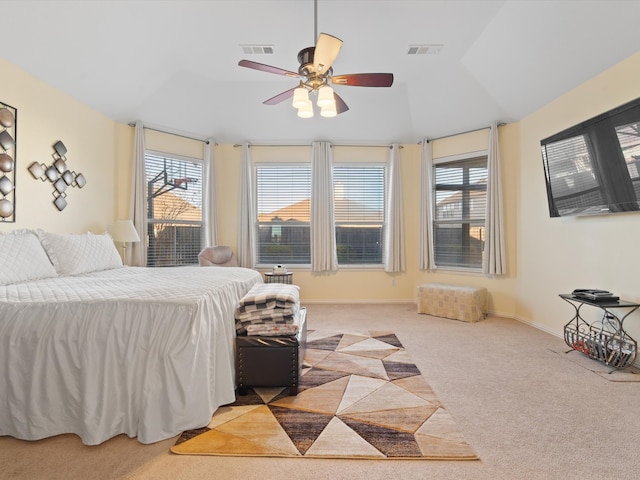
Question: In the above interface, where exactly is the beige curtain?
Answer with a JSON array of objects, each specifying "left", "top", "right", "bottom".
[
  {"left": 310, "top": 141, "right": 338, "bottom": 272},
  {"left": 418, "top": 139, "right": 434, "bottom": 270},
  {"left": 384, "top": 144, "right": 405, "bottom": 272},
  {"left": 203, "top": 139, "right": 219, "bottom": 247},
  {"left": 237, "top": 143, "right": 256, "bottom": 268},
  {"left": 482, "top": 122, "right": 506, "bottom": 275},
  {"left": 129, "top": 121, "right": 147, "bottom": 267}
]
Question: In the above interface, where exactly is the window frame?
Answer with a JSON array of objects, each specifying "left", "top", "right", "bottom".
[
  {"left": 144, "top": 150, "right": 206, "bottom": 267},
  {"left": 254, "top": 161, "right": 312, "bottom": 268},
  {"left": 332, "top": 161, "right": 387, "bottom": 268},
  {"left": 431, "top": 150, "right": 488, "bottom": 272}
]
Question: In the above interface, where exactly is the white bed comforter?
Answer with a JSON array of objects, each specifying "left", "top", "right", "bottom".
[{"left": 0, "top": 266, "right": 262, "bottom": 445}]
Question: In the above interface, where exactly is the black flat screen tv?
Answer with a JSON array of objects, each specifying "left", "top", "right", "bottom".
[{"left": 540, "top": 96, "right": 640, "bottom": 217}]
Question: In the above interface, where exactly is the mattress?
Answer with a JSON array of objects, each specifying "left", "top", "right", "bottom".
[{"left": 0, "top": 266, "right": 262, "bottom": 445}]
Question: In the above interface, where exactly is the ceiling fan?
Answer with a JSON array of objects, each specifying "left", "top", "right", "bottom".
[{"left": 237, "top": 0, "right": 393, "bottom": 117}]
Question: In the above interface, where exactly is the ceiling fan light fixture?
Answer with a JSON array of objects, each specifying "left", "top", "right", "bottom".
[
  {"left": 292, "top": 87, "right": 309, "bottom": 109},
  {"left": 237, "top": 1, "right": 393, "bottom": 119},
  {"left": 317, "top": 86, "right": 335, "bottom": 108},
  {"left": 297, "top": 100, "right": 314, "bottom": 118}
]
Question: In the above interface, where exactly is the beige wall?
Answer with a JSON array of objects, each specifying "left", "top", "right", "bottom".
[
  {"left": 516, "top": 51, "right": 640, "bottom": 342},
  {"left": 0, "top": 58, "right": 117, "bottom": 234}
]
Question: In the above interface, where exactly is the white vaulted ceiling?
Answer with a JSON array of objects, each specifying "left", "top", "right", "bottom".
[{"left": 1, "top": 0, "right": 639, "bottom": 143}]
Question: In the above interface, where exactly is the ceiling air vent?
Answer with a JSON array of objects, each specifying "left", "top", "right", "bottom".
[
  {"left": 240, "top": 45, "right": 275, "bottom": 55},
  {"left": 407, "top": 44, "right": 443, "bottom": 55}
]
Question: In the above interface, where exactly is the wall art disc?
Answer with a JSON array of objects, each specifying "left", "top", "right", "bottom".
[
  {"left": 62, "top": 170, "right": 74, "bottom": 185},
  {"left": 45, "top": 165, "right": 59, "bottom": 182},
  {"left": 28, "top": 162, "right": 45, "bottom": 179},
  {"left": 0, "top": 153, "right": 13, "bottom": 172},
  {"left": 75, "top": 173, "right": 86, "bottom": 188},
  {"left": 54, "top": 177, "right": 67, "bottom": 193},
  {"left": 0, "top": 130, "right": 14, "bottom": 150},
  {"left": 0, "top": 198, "right": 14, "bottom": 218},
  {"left": 0, "top": 108, "right": 14, "bottom": 128},
  {"left": 53, "top": 195, "right": 67, "bottom": 211},
  {"left": 0, "top": 175, "right": 13, "bottom": 195},
  {"left": 54, "top": 158, "right": 67, "bottom": 173}
]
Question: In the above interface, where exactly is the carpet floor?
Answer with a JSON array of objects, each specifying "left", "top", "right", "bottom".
[
  {"left": 550, "top": 347, "right": 640, "bottom": 381},
  {"left": 171, "top": 329, "right": 477, "bottom": 460}
]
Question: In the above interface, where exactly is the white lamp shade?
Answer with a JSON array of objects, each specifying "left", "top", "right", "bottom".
[
  {"left": 317, "top": 86, "right": 335, "bottom": 108},
  {"left": 110, "top": 219, "right": 141, "bottom": 243},
  {"left": 297, "top": 100, "right": 314, "bottom": 118},
  {"left": 292, "top": 87, "right": 309, "bottom": 109}
]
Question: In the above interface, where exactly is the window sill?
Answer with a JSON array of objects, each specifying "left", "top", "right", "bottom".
[{"left": 431, "top": 266, "right": 483, "bottom": 275}]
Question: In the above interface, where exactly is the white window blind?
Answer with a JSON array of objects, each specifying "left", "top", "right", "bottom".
[
  {"left": 256, "top": 165, "right": 311, "bottom": 265},
  {"left": 333, "top": 165, "right": 385, "bottom": 265},
  {"left": 433, "top": 156, "right": 487, "bottom": 269},
  {"left": 145, "top": 152, "right": 204, "bottom": 266}
]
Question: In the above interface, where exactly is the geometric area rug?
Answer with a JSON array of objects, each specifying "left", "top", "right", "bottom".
[{"left": 171, "top": 330, "right": 478, "bottom": 460}]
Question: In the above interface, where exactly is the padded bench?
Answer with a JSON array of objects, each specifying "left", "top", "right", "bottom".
[
  {"left": 235, "top": 307, "right": 307, "bottom": 396},
  {"left": 417, "top": 283, "right": 487, "bottom": 323}
]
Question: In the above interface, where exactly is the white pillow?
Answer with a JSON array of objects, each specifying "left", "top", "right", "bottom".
[
  {"left": 38, "top": 230, "right": 123, "bottom": 276},
  {"left": 0, "top": 230, "right": 58, "bottom": 286}
]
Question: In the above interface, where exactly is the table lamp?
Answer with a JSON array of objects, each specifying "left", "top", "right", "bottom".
[{"left": 109, "top": 219, "right": 140, "bottom": 264}]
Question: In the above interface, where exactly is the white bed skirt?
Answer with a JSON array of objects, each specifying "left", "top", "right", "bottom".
[{"left": 0, "top": 266, "right": 262, "bottom": 445}]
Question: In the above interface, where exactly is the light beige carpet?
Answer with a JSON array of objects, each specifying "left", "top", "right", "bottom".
[{"left": 171, "top": 329, "right": 477, "bottom": 460}]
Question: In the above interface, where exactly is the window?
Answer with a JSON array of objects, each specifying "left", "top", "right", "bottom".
[
  {"left": 333, "top": 165, "right": 385, "bottom": 265},
  {"left": 256, "top": 165, "right": 311, "bottom": 265},
  {"left": 145, "top": 152, "right": 204, "bottom": 266},
  {"left": 433, "top": 156, "right": 487, "bottom": 270}
]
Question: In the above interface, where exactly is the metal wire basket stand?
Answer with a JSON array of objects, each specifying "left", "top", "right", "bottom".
[{"left": 564, "top": 316, "right": 636, "bottom": 369}]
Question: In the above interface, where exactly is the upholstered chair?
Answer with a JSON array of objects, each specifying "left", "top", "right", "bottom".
[{"left": 198, "top": 246, "right": 238, "bottom": 267}]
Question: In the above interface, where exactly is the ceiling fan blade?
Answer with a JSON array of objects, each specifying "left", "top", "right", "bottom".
[
  {"left": 313, "top": 33, "right": 343, "bottom": 74},
  {"left": 263, "top": 87, "right": 297, "bottom": 105},
  {"left": 334, "top": 92, "right": 349, "bottom": 114},
  {"left": 238, "top": 60, "right": 300, "bottom": 78},
  {"left": 332, "top": 73, "right": 394, "bottom": 87}
]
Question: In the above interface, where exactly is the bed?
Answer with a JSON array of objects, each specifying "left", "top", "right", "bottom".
[{"left": 0, "top": 229, "right": 262, "bottom": 445}]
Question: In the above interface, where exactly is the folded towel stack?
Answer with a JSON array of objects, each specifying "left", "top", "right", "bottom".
[{"left": 235, "top": 283, "right": 300, "bottom": 335}]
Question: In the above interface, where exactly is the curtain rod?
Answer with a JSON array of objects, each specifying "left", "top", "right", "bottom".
[
  {"left": 421, "top": 123, "right": 506, "bottom": 143},
  {"left": 233, "top": 143, "right": 402, "bottom": 149},
  {"left": 128, "top": 123, "right": 213, "bottom": 145}
]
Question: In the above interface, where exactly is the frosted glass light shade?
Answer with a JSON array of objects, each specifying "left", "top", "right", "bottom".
[
  {"left": 297, "top": 100, "right": 314, "bottom": 118},
  {"left": 292, "top": 87, "right": 309, "bottom": 108},
  {"left": 317, "top": 86, "right": 335, "bottom": 108},
  {"left": 320, "top": 103, "right": 337, "bottom": 117}
]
